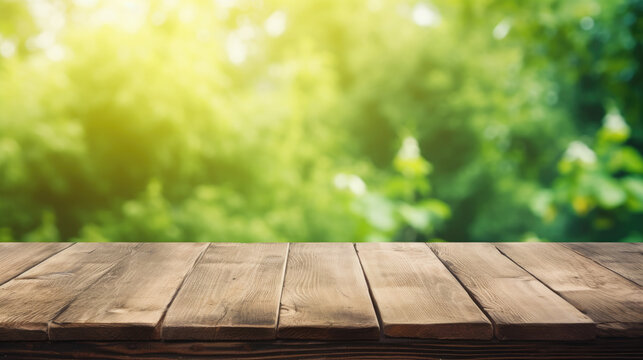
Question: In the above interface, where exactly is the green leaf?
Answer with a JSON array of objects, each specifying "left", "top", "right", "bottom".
[
  {"left": 352, "top": 194, "right": 396, "bottom": 232},
  {"left": 623, "top": 177, "right": 643, "bottom": 200},
  {"left": 622, "top": 176, "right": 643, "bottom": 211},
  {"left": 421, "top": 199, "right": 451, "bottom": 219},
  {"left": 609, "top": 147, "right": 643, "bottom": 174},
  {"left": 592, "top": 176, "right": 626, "bottom": 209},
  {"left": 398, "top": 204, "right": 431, "bottom": 231}
]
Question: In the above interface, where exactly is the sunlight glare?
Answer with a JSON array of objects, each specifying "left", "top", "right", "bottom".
[
  {"left": 412, "top": 3, "right": 440, "bottom": 27},
  {"left": 334, "top": 173, "right": 367, "bottom": 196},
  {"left": 0, "top": 40, "right": 16, "bottom": 58},
  {"left": 493, "top": 20, "right": 511, "bottom": 40},
  {"left": 564, "top": 141, "right": 597, "bottom": 165},
  {"left": 580, "top": 16, "right": 594, "bottom": 31},
  {"left": 226, "top": 34, "right": 247, "bottom": 64},
  {"left": 265, "top": 11, "right": 287, "bottom": 37}
]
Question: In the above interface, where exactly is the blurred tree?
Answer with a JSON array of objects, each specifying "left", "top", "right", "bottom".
[{"left": 0, "top": 0, "right": 641, "bottom": 243}]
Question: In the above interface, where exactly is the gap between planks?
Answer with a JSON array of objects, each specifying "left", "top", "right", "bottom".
[
  {"left": 0, "top": 242, "right": 74, "bottom": 286},
  {"left": 0, "top": 242, "right": 641, "bottom": 342},
  {"left": 354, "top": 243, "right": 387, "bottom": 342},
  {"left": 49, "top": 243, "right": 209, "bottom": 340},
  {"left": 357, "top": 242, "right": 492, "bottom": 340},
  {"left": 276, "top": 243, "right": 380, "bottom": 340},
  {"left": 162, "top": 243, "right": 290, "bottom": 340},
  {"left": 496, "top": 243, "right": 643, "bottom": 337},
  {"left": 154, "top": 242, "right": 213, "bottom": 338},
  {"left": 428, "top": 243, "right": 596, "bottom": 340},
  {"left": 563, "top": 243, "right": 643, "bottom": 287}
]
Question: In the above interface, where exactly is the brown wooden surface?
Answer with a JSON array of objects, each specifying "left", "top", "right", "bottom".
[
  {"left": 429, "top": 243, "right": 595, "bottom": 340},
  {"left": 0, "top": 242, "right": 71, "bottom": 285},
  {"left": 356, "top": 242, "right": 492, "bottom": 339},
  {"left": 1, "top": 339, "right": 641, "bottom": 359},
  {"left": 0, "top": 243, "right": 138, "bottom": 340},
  {"left": 277, "top": 243, "right": 379, "bottom": 340},
  {"left": 0, "top": 242, "right": 641, "bottom": 346},
  {"left": 565, "top": 242, "right": 643, "bottom": 286},
  {"left": 498, "top": 242, "right": 643, "bottom": 337},
  {"left": 163, "top": 243, "right": 289, "bottom": 340},
  {"left": 49, "top": 243, "right": 207, "bottom": 340}
]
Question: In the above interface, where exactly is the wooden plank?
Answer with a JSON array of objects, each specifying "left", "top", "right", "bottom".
[
  {"left": 1, "top": 339, "right": 642, "bottom": 359},
  {"left": 429, "top": 243, "right": 595, "bottom": 340},
  {"left": 277, "top": 243, "right": 379, "bottom": 340},
  {"left": 0, "top": 243, "right": 139, "bottom": 341},
  {"left": 0, "top": 242, "right": 72, "bottom": 285},
  {"left": 498, "top": 242, "right": 643, "bottom": 337},
  {"left": 565, "top": 243, "right": 643, "bottom": 286},
  {"left": 162, "top": 243, "right": 289, "bottom": 340},
  {"left": 356, "top": 242, "right": 492, "bottom": 339},
  {"left": 49, "top": 243, "right": 207, "bottom": 340}
]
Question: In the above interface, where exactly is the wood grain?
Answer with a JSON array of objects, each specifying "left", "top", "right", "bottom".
[
  {"left": 1, "top": 339, "right": 641, "bottom": 359},
  {"left": 429, "top": 243, "right": 595, "bottom": 340},
  {"left": 0, "top": 242, "right": 640, "bottom": 346},
  {"left": 356, "top": 242, "right": 492, "bottom": 339},
  {"left": 162, "top": 243, "right": 289, "bottom": 340},
  {"left": 498, "top": 242, "right": 643, "bottom": 337},
  {"left": 277, "top": 243, "right": 379, "bottom": 340},
  {"left": 49, "top": 243, "right": 207, "bottom": 340},
  {"left": 0, "top": 243, "right": 139, "bottom": 340},
  {"left": 565, "top": 242, "right": 643, "bottom": 286},
  {"left": 0, "top": 242, "right": 72, "bottom": 285}
]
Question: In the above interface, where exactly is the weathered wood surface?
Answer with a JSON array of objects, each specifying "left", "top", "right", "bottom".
[
  {"left": 429, "top": 243, "right": 595, "bottom": 340},
  {"left": 356, "top": 242, "right": 492, "bottom": 339},
  {"left": 163, "top": 243, "right": 288, "bottom": 340},
  {"left": 0, "top": 243, "right": 138, "bottom": 340},
  {"left": 1, "top": 339, "right": 641, "bottom": 359},
  {"left": 498, "top": 242, "right": 643, "bottom": 337},
  {"left": 277, "top": 243, "right": 380, "bottom": 340},
  {"left": 0, "top": 241, "right": 641, "bottom": 352},
  {"left": 0, "top": 242, "right": 71, "bottom": 285},
  {"left": 49, "top": 243, "right": 207, "bottom": 340},
  {"left": 565, "top": 242, "right": 643, "bottom": 286}
]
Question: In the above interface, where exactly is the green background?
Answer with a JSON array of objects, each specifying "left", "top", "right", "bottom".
[{"left": 1, "top": 0, "right": 642, "bottom": 243}]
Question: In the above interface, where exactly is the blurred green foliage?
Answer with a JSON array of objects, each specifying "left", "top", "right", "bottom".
[{"left": 0, "top": 0, "right": 641, "bottom": 243}]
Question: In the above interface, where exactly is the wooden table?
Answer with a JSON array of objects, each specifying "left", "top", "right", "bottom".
[{"left": 0, "top": 242, "right": 641, "bottom": 359}]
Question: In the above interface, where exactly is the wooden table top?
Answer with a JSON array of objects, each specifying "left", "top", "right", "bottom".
[{"left": 0, "top": 242, "right": 641, "bottom": 358}]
